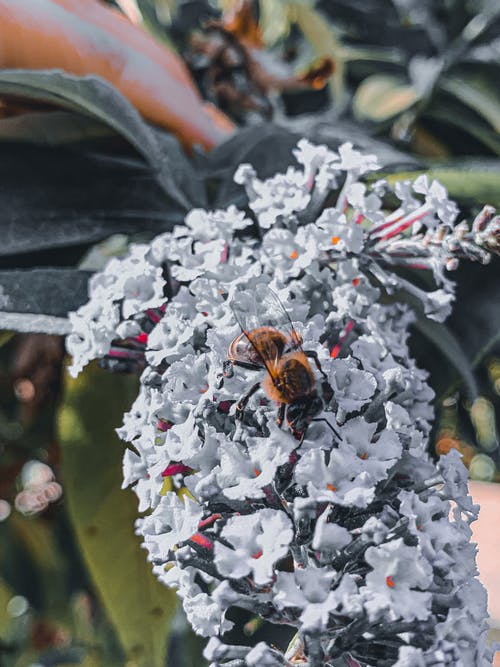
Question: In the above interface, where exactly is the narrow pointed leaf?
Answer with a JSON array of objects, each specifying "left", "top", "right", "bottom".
[
  {"left": 0, "top": 69, "right": 193, "bottom": 208},
  {"left": 441, "top": 74, "right": 500, "bottom": 134},
  {"left": 0, "top": 269, "right": 91, "bottom": 317},
  {"left": 0, "top": 143, "right": 180, "bottom": 257},
  {"left": 414, "top": 317, "right": 478, "bottom": 400}
]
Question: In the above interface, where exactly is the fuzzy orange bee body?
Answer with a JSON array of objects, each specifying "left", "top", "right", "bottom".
[
  {"left": 222, "top": 287, "right": 330, "bottom": 439},
  {"left": 261, "top": 350, "right": 316, "bottom": 405}
]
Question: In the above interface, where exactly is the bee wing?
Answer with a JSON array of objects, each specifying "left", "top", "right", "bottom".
[
  {"left": 229, "top": 293, "right": 282, "bottom": 382},
  {"left": 253, "top": 285, "right": 303, "bottom": 351}
]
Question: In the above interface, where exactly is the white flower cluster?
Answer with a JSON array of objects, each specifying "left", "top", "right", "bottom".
[{"left": 67, "top": 140, "right": 497, "bottom": 666}]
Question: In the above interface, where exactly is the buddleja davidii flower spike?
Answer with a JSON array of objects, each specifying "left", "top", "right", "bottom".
[{"left": 67, "top": 139, "right": 497, "bottom": 667}]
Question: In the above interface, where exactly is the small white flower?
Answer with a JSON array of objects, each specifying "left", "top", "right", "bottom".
[
  {"left": 146, "top": 312, "right": 195, "bottom": 365},
  {"left": 215, "top": 510, "right": 293, "bottom": 586},
  {"left": 295, "top": 447, "right": 377, "bottom": 508},
  {"left": 393, "top": 646, "right": 426, "bottom": 667},
  {"left": 245, "top": 643, "right": 282, "bottom": 666},
  {"left": 328, "top": 359, "right": 377, "bottom": 413},
  {"left": 185, "top": 206, "right": 252, "bottom": 242},
  {"left": 141, "top": 492, "right": 202, "bottom": 560},
  {"left": 66, "top": 300, "right": 120, "bottom": 377},
  {"left": 413, "top": 174, "right": 459, "bottom": 226},
  {"left": 361, "top": 539, "right": 433, "bottom": 622},
  {"left": 183, "top": 591, "right": 233, "bottom": 637},
  {"left": 275, "top": 568, "right": 361, "bottom": 631},
  {"left": 336, "top": 142, "right": 380, "bottom": 176},
  {"left": 217, "top": 424, "right": 295, "bottom": 500},
  {"left": 312, "top": 508, "right": 352, "bottom": 552},
  {"left": 248, "top": 168, "right": 311, "bottom": 229}
]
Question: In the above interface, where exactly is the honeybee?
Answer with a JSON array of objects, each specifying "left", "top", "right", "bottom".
[{"left": 222, "top": 286, "right": 334, "bottom": 440}]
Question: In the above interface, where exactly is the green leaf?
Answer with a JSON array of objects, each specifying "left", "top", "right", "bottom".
[
  {"left": 413, "top": 316, "right": 478, "bottom": 400},
  {"left": 383, "top": 160, "right": 500, "bottom": 208},
  {"left": 57, "top": 364, "right": 177, "bottom": 667},
  {"left": 0, "top": 142, "right": 182, "bottom": 259},
  {"left": 342, "top": 45, "right": 404, "bottom": 65},
  {"left": 353, "top": 74, "right": 421, "bottom": 122},
  {"left": 424, "top": 100, "right": 500, "bottom": 155},
  {"left": 0, "top": 269, "right": 92, "bottom": 317},
  {"left": 0, "top": 69, "right": 192, "bottom": 209},
  {"left": 0, "top": 110, "right": 113, "bottom": 145},
  {"left": 0, "top": 69, "right": 157, "bottom": 164},
  {"left": 448, "top": 258, "right": 500, "bottom": 369},
  {"left": 441, "top": 73, "right": 500, "bottom": 134}
]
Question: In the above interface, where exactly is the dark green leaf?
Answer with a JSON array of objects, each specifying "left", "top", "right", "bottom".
[
  {"left": 424, "top": 100, "right": 500, "bottom": 155},
  {"left": 448, "top": 257, "right": 500, "bottom": 368},
  {"left": 0, "top": 142, "right": 179, "bottom": 257},
  {"left": 413, "top": 316, "right": 478, "bottom": 400},
  {"left": 343, "top": 45, "right": 404, "bottom": 65},
  {"left": 0, "top": 110, "right": 113, "bottom": 145},
  {"left": 0, "top": 313, "right": 71, "bottom": 335},
  {"left": 0, "top": 269, "right": 91, "bottom": 317},
  {"left": 441, "top": 74, "right": 500, "bottom": 134},
  {"left": 0, "top": 69, "right": 197, "bottom": 209}
]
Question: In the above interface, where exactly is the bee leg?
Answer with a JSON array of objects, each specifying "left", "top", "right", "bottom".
[
  {"left": 276, "top": 403, "right": 286, "bottom": 428},
  {"left": 235, "top": 382, "right": 261, "bottom": 420},
  {"left": 305, "top": 351, "right": 334, "bottom": 403},
  {"left": 312, "top": 417, "right": 341, "bottom": 442},
  {"left": 217, "top": 360, "right": 235, "bottom": 389},
  {"left": 222, "top": 360, "right": 234, "bottom": 378},
  {"left": 304, "top": 350, "right": 328, "bottom": 381},
  {"left": 289, "top": 425, "right": 304, "bottom": 442}
]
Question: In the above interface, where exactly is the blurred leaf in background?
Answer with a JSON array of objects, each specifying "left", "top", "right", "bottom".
[
  {"left": 0, "top": 337, "right": 179, "bottom": 666},
  {"left": 58, "top": 363, "right": 178, "bottom": 667}
]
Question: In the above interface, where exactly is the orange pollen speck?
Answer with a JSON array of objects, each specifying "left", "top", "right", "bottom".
[
  {"left": 201, "top": 385, "right": 209, "bottom": 394},
  {"left": 252, "top": 550, "right": 263, "bottom": 559},
  {"left": 331, "top": 236, "right": 340, "bottom": 245},
  {"left": 290, "top": 250, "right": 299, "bottom": 260},
  {"left": 360, "top": 452, "right": 368, "bottom": 460},
  {"left": 326, "top": 483, "right": 337, "bottom": 492},
  {"left": 254, "top": 467, "right": 261, "bottom": 477},
  {"left": 352, "top": 278, "right": 360, "bottom": 287},
  {"left": 386, "top": 576, "right": 395, "bottom": 589}
]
